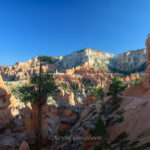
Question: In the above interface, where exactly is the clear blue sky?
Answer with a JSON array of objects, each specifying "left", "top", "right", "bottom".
[{"left": 0, "top": 0, "right": 150, "bottom": 65}]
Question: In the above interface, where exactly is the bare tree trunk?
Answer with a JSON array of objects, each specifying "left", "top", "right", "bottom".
[{"left": 38, "top": 59, "right": 42, "bottom": 150}]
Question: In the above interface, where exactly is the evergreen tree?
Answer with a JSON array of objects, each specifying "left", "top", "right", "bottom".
[
  {"left": 134, "top": 78, "right": 142, "bottom": 84},
  {"left": 93, "top": 86, "right": 104, "bottom": 100},
  {"left": 18, "top": 56, "right": 57, "bottom": 150},
  {"left": 107, "top": 76, "right": 127, "bottom": 97}
]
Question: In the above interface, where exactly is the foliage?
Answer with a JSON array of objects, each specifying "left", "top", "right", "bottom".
[
  {"left": 134, "top": 78, "right": 142, "bottom": 84},
  {"left": 129, "top": 141, "right": 139, "bottom": 147},
  {"left": 109, "top": 104, "right": 120, "bottom": 114},
  {"left": 81, "top": 76, "right": 97, "bottom": 87},
  {"left": 111, "top": 132, "right": 128, "bottom": 144},
  {"left": 115, "top": 116, "right": 124, "bottom": 123},
  {"left": 107, "top": 76, "right": 127, "bottom": 97},
  {"left": 37, "top": 56, "right": 52, "bottom": 64},
  {"left": 92, "top": 86, "right": 105, "bottom": 100},
  {"left": 115, "top": 109, "right": 125, "bottom": 115},
  {"left": 129, "top": 142, "right": 150, "bottom": 150},
  {"left": 119, "top": 140, "right": 130, "bottom": 149},
  {"left": 93, "top": 113, "right": 111, "bottom": 150},
  {"left": 18, "top": 73, "right": 57, "bottom": 104},
  {"left": 139, "top": 142, "right": 150, "bottom": 149},
  {"left": 93, "top": 115, "right": 107, "bottom": 137}
]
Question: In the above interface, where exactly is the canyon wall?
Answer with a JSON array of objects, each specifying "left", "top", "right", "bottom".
[{"left": 0, "top": 48, "right": 147, "bottom": 81}]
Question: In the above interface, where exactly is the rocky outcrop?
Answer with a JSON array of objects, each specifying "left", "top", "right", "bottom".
[
  {"left": 19, "top": 140, "right": 30, "bottom": 150},
  {"left": 45, "top": 48, "right": 147, "bottom": 74},
  {"left": 52, "top": 48, "right": 114, "bottom": 70},
  {"left": 143, "top": 34, "right": 150, "bottom": 89},
  {"left": 110, "top": 48, "right": 147, "bottom": 74},
  {"left": 107, "top": 35, "right": 150, "bottom": 147},
  {"left": 108, "top": 82, "right": 150, "bottom": 146},
  {"left": 0, "top": 48, "right": 147, "bottom": 81},
  {"left": 0, "top": 75, "right": 33, "bottom": 150},
  {"left": 0, "top": 74, "right": 24, "bottom": 130}
]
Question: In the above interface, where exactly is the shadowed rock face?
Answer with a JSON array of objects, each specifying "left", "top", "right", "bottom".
[
  {"left": 109, "top": 49, "right": 147, "bottom": 74},
  {"left": 145, "top": 34, "right": 150, "bottom": 64}
]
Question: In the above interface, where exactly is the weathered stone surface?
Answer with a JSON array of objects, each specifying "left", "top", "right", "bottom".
[
  {"left": 0, "top": 74, "right": 24, "bottom": 130},
  {"left": 143, "top": 34, "right": 150, "bottom": 89},
  {"left": 19, "top": 140, "right": 30, "bottom": 150},
  {"left": 0, "top": 48, "right": 147, "bottom": 82},
  {"left": 145, "top": 34, "right": 150, "bottom": 64}
]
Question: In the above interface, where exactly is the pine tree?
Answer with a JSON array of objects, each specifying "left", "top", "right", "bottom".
[
  {"left": 107, "top": 76, "right": 127, "bottom": 97},
  {"left": 134, "top": 78, "right": 142, "bottom": 84},
  {"left": 92, "top": 86, "right": 104, "bottom": 101},
  {"left": 18, "top": 56, "right": 57, "bottom": 150}
]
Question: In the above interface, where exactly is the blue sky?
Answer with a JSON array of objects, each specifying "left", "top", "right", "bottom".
[{"left": 0, "top": 0, "right": 150, "bottom": 65}]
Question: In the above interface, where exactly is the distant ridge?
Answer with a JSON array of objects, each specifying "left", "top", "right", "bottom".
[{"left": 2, "top": 48, "right": 147, "bottom": 75}]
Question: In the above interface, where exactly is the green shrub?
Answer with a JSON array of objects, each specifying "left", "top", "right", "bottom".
[
  {"left": 139, "top": 142, "right": 150, "bottom": 149},
  {"left": 134, "top": 78, "right": 142, "bottom": 84},
  {"left": 129, "top": 141, "right": 139, "bottom": 147},
  {"left": 111, "top": 132, "right": 128, "bottom": 144},
  {"left": 107, "top": 76, "right": 127, "bottom": 97},
  {"left": 110, "top": 104, "right": 120, "bottom": 114},
  {"left": 115, "top": 109, "right": 125, "bottom": 115},
  {"left": 93, "top": 116, "right": 107, "bottom": 137},
  {"left": 92, "top": 86, "right": 105, "bottom": 100},
  {"left": 119, "top": 140, "right": 130, "bottom": 149},
  {"left": 94, "top": 145, "right": 103, "bottom": 150},
  {"left": 116, "top": 116, "right": 124, "bottom": 123}
]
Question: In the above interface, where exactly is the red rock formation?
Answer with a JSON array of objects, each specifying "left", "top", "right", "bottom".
[
  {"left": 0, "top": 60, "right": 58, "bottom": 81},
  {"left": 143, "top": 34, "right": 150, "bottom": 89},
  {"left": 19, "top": 140, "right": 30, "bottom": 150},
  {"left": 65, "top": 64, "right": 103, "bottom": 75},
  {"left": 0, "top": 74, "right": 21, "bottom": 129},
  {"left": 107, "top": 35, "right": 150, "bottom": 146}
]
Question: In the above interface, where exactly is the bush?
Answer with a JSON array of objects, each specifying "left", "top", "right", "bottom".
[
  {"left": 81, "top": 76, "right": 97, "bottom": 87},
  {"left": 134, "top": 78, "right": 142, "bottom": 84},
  {"left": 92, "top": 86, "right": 104, "bottom": 100},
  {"left": 116, "top": 116, "right": 124, "bottom": 123},
  {"left": 111, "top": 132, "right": 128, "bottom": 144},
  {"left": 107, "top": 76, "right": 127, "bottom": 97},
  {"left": 93, "top": 115, "right": 107, "bottom": 137},
  {"left": 115, "top": 109, "right": 125, "bottom": 115},
  {"left": 129, "top": 141, "right": 139, "bottom": 147}
]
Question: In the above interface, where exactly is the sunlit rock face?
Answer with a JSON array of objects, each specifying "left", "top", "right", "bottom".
[
  {"left": 57, "top": 48, "right": 114, "bottom": 69},
  {"left": 50, "top": 48, "right": 147, "bottom": 73},
  {"left": 0, "top": 48, "right": 148, "bottom": 81},
  {"left": 0, "top": 74, "right": 24, "bottom": 130}
]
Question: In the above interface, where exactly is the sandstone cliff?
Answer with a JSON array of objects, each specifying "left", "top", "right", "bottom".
[
  {"left": 50, "top": 48, "right": 147, "bottom": 74},
  {"left": 0, "top": 48, "right": 147, "bottom": 81},
  {"left": 110, "top": 49, "right": 147, "bottom": 74}
]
